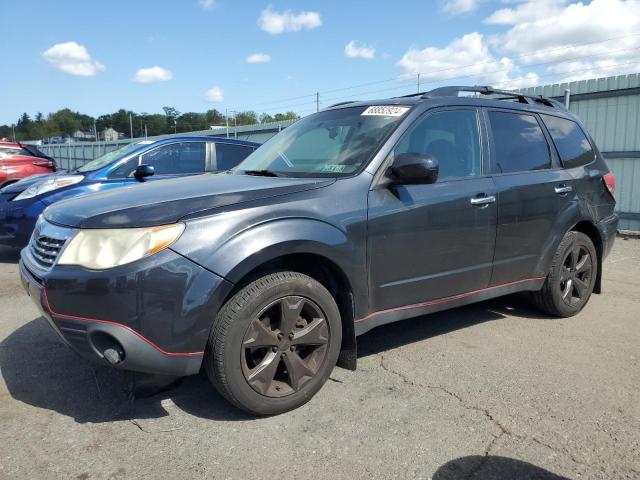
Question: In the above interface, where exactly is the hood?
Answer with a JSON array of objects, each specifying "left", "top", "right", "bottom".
[
  {"left": 0, "top": 172, "right": 58, "bottom": 193},
  {"left": 45, "top": 173, "right": 333, "bottom": 228}
]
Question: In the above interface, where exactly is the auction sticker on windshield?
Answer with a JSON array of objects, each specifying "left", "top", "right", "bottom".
[{"left": 361, "top": 106, "right": 410, "bottom": 116}]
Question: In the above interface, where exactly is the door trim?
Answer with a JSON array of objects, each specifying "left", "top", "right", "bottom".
[{"left": 355, "top": 275, "right": 546, "bottom": 335}]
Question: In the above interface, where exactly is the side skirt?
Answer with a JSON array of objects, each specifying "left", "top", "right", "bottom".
[{"left": 354, "top": 277, "right": 546, "bottom": 336}]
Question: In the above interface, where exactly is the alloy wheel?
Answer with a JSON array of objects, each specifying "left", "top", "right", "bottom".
[
  {"left": 559, "top": 245, "right": 593, "bottom": 307},
  {"left": 241, "top": 296, "right": 330, "bottom": 397}
]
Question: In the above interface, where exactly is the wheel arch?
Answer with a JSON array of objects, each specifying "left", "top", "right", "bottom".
[
  {"left": 221, "top": 250, "right": 359, "bottom": 371},
  {"left": 570, "top": 220, "right": 603, "bottom": 294}
]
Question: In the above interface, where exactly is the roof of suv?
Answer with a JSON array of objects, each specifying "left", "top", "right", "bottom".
[{"left": 325, "top": 85, "right": 578, "bottom": 120}]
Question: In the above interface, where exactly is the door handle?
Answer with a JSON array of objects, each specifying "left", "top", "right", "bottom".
[
  {"left": 470, "top": 195, "right": 496, "bottom": 206},
  {"left": 555, "top": 184, "right": 573, "bottom": 195}
]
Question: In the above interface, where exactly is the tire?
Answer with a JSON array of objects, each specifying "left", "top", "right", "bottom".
[
  {"left": 204, "top": 271, "right": 342, "bottom": 415},
  {"left": 533, "top": 231, "right": 598, "bottom": 317}
]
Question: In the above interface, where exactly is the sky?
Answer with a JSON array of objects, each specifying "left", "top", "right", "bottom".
[{"left": 1, "top": 0, "right": 640, "bottom": 124}]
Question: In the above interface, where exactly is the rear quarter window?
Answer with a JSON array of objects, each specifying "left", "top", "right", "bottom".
[
  {"left": 541, "top": 114, "right": 595, "bottom": 169},
  {"left": 215, "top": 143, "right": 254, "bottom": 171}
]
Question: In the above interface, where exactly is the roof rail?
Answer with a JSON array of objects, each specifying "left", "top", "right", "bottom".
[
  {"left": 423, "top": 86, "right": 565, "bottom": 109},
  {"left": 326, "top": 101, "right": 358, "bottom": 108}
]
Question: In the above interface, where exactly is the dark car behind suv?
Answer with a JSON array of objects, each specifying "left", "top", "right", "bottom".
[{"left": 19, "top": 86, "right": 617, "bottom": 415}]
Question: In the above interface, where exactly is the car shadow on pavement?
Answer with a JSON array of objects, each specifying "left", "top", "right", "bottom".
[
  {"left": 0, "top": 246, "right": 20, "bottom": 264},
  {"left": 432, "top": 455, "right": 569, "bottom": 479},
  {"left": 0, "top": 316, "right": 253, "bottom": 423},
  {"left": 357, "top": 293, "right": 554, "bottom": 358},
  {"left": 0, "top": 294, "right": 553, "bottom": 424}
]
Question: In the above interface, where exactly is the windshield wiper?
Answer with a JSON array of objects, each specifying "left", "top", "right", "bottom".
[{"left": 243, "top": 169, "right": 281, "bottom": 177}]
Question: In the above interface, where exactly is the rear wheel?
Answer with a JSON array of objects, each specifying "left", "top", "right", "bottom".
[
  {"left": 204, "top": 271, "right": 341, "bottom": 415},
  {"left": 533, "top": 231, "right": 597, "bottom": 317}
]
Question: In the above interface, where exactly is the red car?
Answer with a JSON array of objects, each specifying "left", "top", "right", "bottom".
[{"left": 0, "top": 141, "right": 56, "bottom": 188}]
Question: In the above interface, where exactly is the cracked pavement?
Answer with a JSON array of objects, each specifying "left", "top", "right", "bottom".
[{"left": 0, "top": 239, "right": 639, "bottom": 479}]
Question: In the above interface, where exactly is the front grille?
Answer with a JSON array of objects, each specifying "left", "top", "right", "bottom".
[{"left": 30, "top": 233, "right": 66, "bottom": 267}]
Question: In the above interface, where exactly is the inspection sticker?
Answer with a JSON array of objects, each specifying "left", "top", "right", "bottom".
[{"left": 361, "top": 105, "right": 410, "bottom": 117}]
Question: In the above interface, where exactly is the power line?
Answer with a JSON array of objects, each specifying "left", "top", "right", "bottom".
[{"left": 231, "top": 32, "right": 640, "bottom": 112}]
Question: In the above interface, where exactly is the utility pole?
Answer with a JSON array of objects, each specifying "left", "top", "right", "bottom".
[
  {"left": 316, "top": 92, "right": 320, "bottom": 112},
  {"left": 417, "top": 73, "right": 421, "bottom": 93},
  {"left": 129, "top": 113, "right": 133, "bottom": 139},
  {"left": 144, "top": 124, "right": 148, "bottom": 139},
  {"left": 564, "top": 89, "right": 571, "bottom": 109},
  {"left": 174, "top": 118, "right": 177, "bottom": 134},
  {"left": 11, "top": 124, "right": 16, "bottom": 142},
  {"left": 225, "top": 109, "right": 229, "bottom": 138}
]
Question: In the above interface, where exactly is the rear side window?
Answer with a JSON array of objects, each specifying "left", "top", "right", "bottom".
[
  {"left": 215, "top": 143, "right": 254, "bottom": 170},
  {"left": 541, "top": 114, "right": 594, "bottom": 168},
  {"left": 488, "top": 111, "right": 550, "bottom": 173}
]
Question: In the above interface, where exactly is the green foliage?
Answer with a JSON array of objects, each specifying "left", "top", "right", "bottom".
[{"left": 1, "top": 106, "right": 300, "bottom": 142}]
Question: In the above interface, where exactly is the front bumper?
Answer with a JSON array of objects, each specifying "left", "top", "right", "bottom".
[
  {"left": 0, "top": 197, "right": 45, "bottom": 248},
  {"left": 20, "top": 247, "right": 233, "bottom": 376}
]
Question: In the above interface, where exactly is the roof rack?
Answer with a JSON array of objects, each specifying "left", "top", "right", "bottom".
[
  {"left": 326, "top": 101, "right": 359, "bottom": 108},
  {"left": 422, "top": 86, "right": 565, "bottom": 109}
]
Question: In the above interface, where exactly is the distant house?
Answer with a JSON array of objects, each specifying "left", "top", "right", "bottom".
[
  {"left": 103, "top": 128, "right": 119, "bottom": 142},
  {"left": 72, "top": 130, "right": 95, "bottom": 141}
]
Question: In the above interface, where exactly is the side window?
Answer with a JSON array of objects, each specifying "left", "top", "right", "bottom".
[
  {"left": 488, "top": 111, "right": 550, "bottom": 173},
  {"left": 540, "top": 114, "right": 594, "bottom": 169},
  {"left": 109, "top": 157, "right": 138, "bottom": 178},
  {"left": 141, "top": 142, "right": 205, "bottom": 175},
  {"left": 215, "top": 143, "right": 254, "bottom": 170},
  {"left": 394, "top": 109, "right": 481, "bottom": 181}
]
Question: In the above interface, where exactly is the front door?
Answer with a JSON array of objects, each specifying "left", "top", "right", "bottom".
[{"left": 368, "top": 108, "right": 497, "bottom": 312}]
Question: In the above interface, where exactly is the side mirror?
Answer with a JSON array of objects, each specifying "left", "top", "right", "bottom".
[
  {"left": 389, "top": 152, "right": 439, "bottom": 185},
  {"left": 134, "top": 164, "right": 155, "bottom": 182}
]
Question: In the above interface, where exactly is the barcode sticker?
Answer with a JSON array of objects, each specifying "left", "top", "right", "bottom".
[{"left": 361, "top": 106, "right": 410, "bottom": 117}]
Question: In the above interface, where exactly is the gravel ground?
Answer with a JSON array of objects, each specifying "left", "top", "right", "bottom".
[{"left": 0, "top": 239, "right": 638, "bottom": 480}]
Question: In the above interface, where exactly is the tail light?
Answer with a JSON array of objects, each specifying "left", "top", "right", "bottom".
[
  {"left": 603, "top": 172, "right": 615, "bottom": 197},
  {"left": 32, "top": 160, "right": 56, "bottom": 169}
]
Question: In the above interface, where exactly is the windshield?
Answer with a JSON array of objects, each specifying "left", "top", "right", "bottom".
[
  {"left": 235, "top": 105, "right": 410, "bottom": 177},
  {"left": 76, "top": 141, "right": 150, "bottom": 173}
]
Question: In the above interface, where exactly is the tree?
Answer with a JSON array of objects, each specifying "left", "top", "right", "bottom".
[
  {"left": 234, "top": 111, "right": 258, "bottom": 125},
  {"left": 205, "top": 109, "right": 226, "bottom": 127},
  {"left": 259, "top": 113, "right": 275, "bottom": 123}
]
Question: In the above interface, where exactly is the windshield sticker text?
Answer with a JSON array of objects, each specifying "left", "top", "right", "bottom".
[{"left": 361, "top": 106, "right": 410, "bottom": 117}]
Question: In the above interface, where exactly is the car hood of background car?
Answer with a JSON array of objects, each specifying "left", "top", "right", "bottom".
[{"left": 44, "top": 173, "right": 335, "bottom": 228}]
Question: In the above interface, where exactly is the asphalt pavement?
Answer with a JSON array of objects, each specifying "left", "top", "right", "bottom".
[{"left": 0, "top": 240, "right": 638, "bottom": 479}]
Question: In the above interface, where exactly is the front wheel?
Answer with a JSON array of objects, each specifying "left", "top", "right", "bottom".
[
  {"left": 533, "top": 231, "right": 598, "bottom": 317},
  {"left": 204, "top": 271, "right": 342, "bottom": 415}
]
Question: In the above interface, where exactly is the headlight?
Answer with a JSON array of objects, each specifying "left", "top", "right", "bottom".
[
  {"left": 13, "top": 175, "right": 84, "bottom": 201},
  {"left": 58, "top": 223, "right": 185, "bottom": 270}
]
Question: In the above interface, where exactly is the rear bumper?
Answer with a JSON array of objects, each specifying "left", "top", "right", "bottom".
[
  {"left": 19, "top": 248, "right": 234, "bottom": 376},
  {"left": 597, "top": 213, "right": 618, "bottom": 259}
]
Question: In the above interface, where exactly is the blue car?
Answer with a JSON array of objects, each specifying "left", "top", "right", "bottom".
[{"left": 0, "top": 136, "right": 258, "bottom": 248}]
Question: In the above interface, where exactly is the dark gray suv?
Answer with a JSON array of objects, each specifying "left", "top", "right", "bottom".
[{"left": 19, "top": 86, "right": 618, "bottom": 414}]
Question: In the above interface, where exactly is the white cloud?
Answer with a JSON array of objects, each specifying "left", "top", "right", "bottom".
[
  {"left": 198, "top": 0, "right": 216, "bottom": 10},
  {"left": 205, "top": 86, "right": 224, "bottom": 102},
  {"left": 497, "top": 0, "right": 640, "bottom": 82},
  {"left": 345, "top": 40, "right": 375, "bottom": 60},
  {"left": 42, "top": 42, "right": 105, "bottom": 76},
  {"left": 258, "top": 6, "right": 322, "bottom": 34},
  {"left": 246, "top": 53, "right": 271, "bottom": 64},
  {"left": 441, "top": 0, "right": 480, "bottom": 15},
  {"left": 133, "top": 66, "right": 173, "bottom": 84},
  {"left": 484, "top": 0, "right": 567, "bottom": 25},
  {"left": 396, "top": 33, "right": 531, "bottom": 87}
]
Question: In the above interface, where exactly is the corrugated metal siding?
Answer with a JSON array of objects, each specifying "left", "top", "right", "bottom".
[{"left": 525, "top": 74, "right": 640, "bottom": 230}]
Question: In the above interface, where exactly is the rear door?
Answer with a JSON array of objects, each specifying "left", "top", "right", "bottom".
[{"left": 486, "top": 109, "right": 573, "bottom": 284}]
